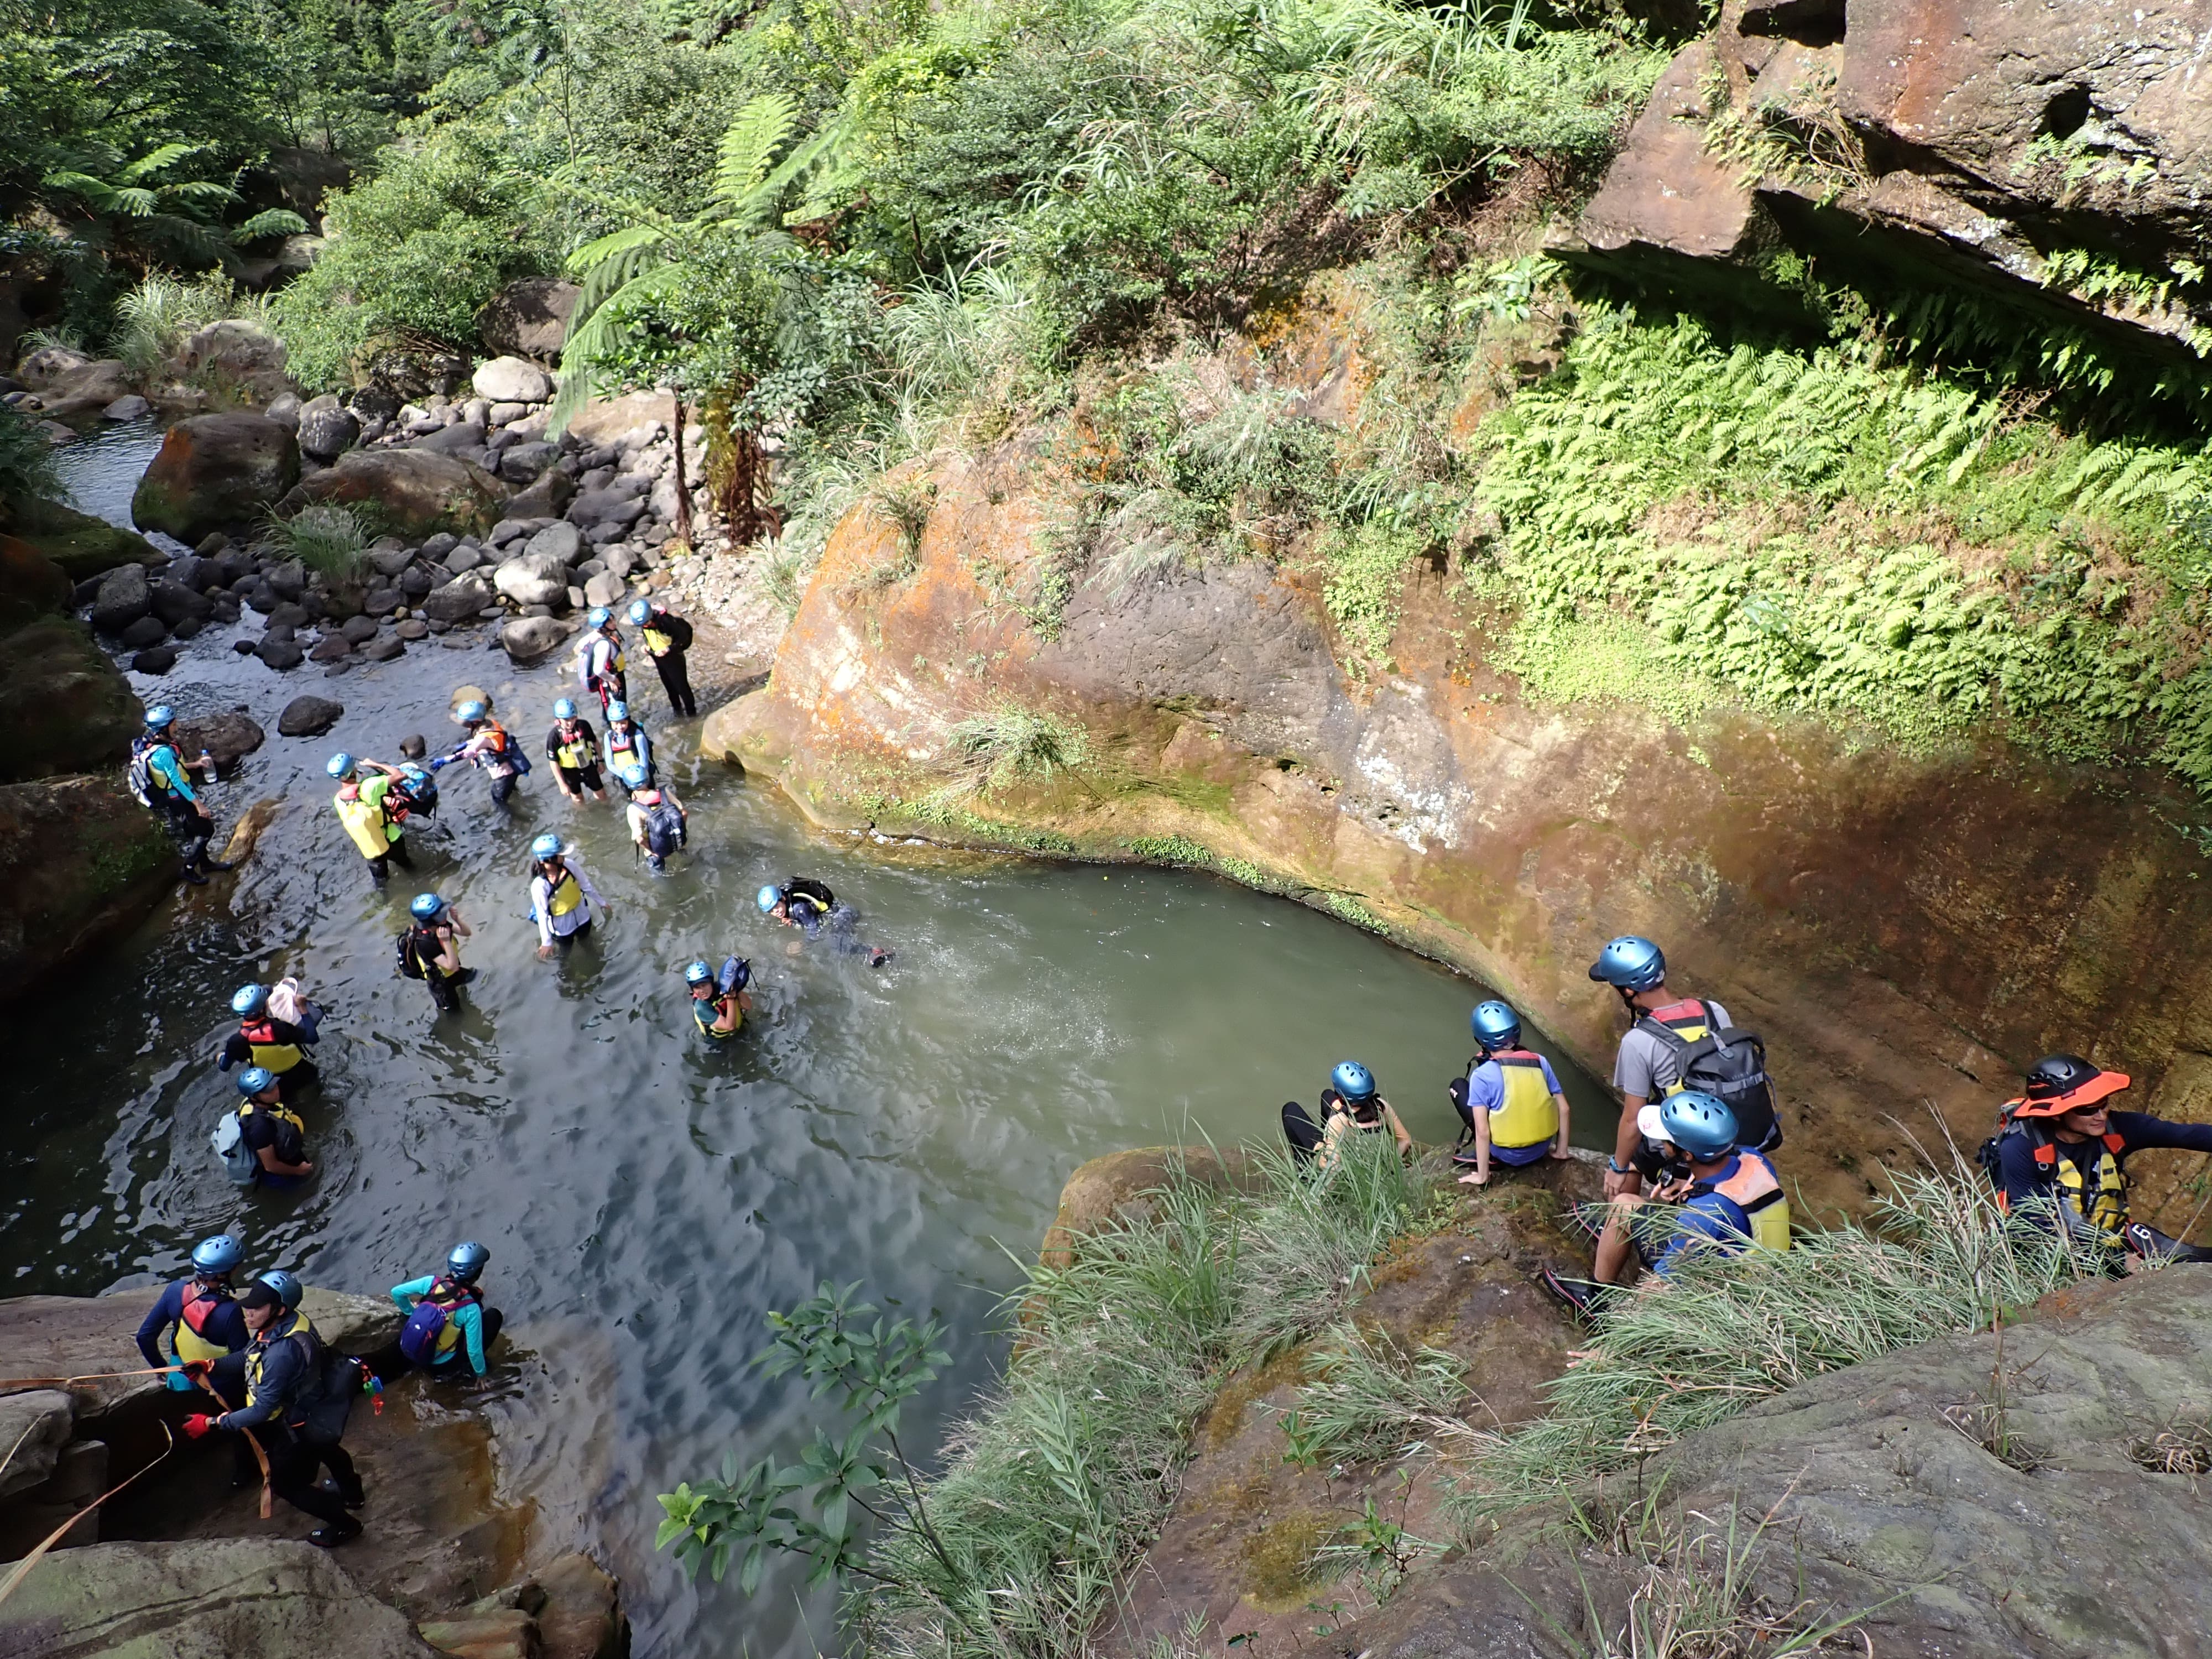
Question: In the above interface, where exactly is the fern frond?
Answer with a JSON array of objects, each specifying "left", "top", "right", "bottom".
[
  {"left": 170, "top": 180, "right": 239, "bottom": 206},
  {"left": 567, "top": 223, "right": 668, "bottom": 275},
  {"left": 713, "top": 93, "right": 800, "bottom": 216},
  {"left": 233, "top": 208, "right": 310, "bottom": 242},
  {"left": 111, "top": 187, "right": 158, "bottom": 217},
  {"left": 117, "top": 142, "right": 200, "bottom": 182},
  {"left": 40, "top": 170, "right": 114, "bottom": 204}
]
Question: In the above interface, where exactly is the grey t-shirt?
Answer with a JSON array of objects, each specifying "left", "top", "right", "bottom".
[{"left": 1612, "top": 1000, "right": 1731, "bottom": 1102}]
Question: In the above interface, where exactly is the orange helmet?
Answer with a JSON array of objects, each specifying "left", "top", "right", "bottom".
[{"left": 2009, "top": 1053, "right": 2131, "bottom": 1118}]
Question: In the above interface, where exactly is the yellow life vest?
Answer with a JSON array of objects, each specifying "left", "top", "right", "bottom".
[
  {"left": 1697, "top": 1151, "right": 1792, "bottom": 1252},
  {"left": 695, "top": 994, "right": 742, "bottom": 1041},
  {"left": 173, "top": 1281, "right": 235, "bottom": 1364},
  {"left": 239, "top": 1097, "right": 307, "bottom": 1138},
  {"left": 552, "top": 723, "right": 595, "bottom": 770},
  {"left": 544, "top": 868, "right": 584, "bottom": 917},
  {"left": 238, "top": 1020, "right": 304, "bottom": 1074},
  {"left": 2043, "top": 1134, "right": 2129, "bottom": 1248},
  {"left": 1481, "top": 1050, "right": 1557, "bottom": 1150},
  {"left": 333, "top": 786, "right": 393, "bottom": 860},
  {"left": 643, "top": 625, "right": 672, "bottom": 656},
  {"left": 243, "top": 1311, "right": 320, "bottom": 1412}
]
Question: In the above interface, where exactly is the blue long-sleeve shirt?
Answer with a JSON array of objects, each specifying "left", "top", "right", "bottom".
[
  {"left": 146, "top": 743, "right": 199, "bottom": 806},
  {"left": 391, "top": 1276, "right": 489, "bottom": 1375},
  {"left": 134, "top": 1279, "right": 248, "bottom": 1368}
]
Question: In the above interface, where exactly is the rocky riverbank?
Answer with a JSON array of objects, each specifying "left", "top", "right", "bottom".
[{"left": 0, "top": 1284, "right": 627, "bottom": 1659}]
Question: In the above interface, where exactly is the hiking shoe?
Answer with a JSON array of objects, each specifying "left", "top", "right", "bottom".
[
  {"left": 180, "top": 867, "right": 208, "bottom": 886},
  {"left": 1540, "top": 1268, "right": 1605, "bottom": 1323},
  {"left": 1562, "top": 1203, "right": 1607, "bottom": 1246},
  {"left": 308, "top": 1520, "right": 363, "bottom": 1548},
  {"left": 319, "top": 1479, "right": 367, "bottom": 1510}
]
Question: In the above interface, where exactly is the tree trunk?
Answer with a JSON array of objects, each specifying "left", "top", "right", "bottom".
[{"left": 670, "top": 388, "right": 694, "bottom": 547}]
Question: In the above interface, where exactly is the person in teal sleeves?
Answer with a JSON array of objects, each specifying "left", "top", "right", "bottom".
[{"left": 387, "top": 1242, "right": 502, "bottom": 1380}]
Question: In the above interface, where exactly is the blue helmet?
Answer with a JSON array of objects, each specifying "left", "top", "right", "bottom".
[
  {"left": 587, "top": 607, "right": 611, "bottom": 629},
  {"left": 235, "top": 1066, "right": 276, "bottom": 1096},
  {"left": 757, "top": 884, "right": 781, "bottom": 913},
  {"left": 1589, "top": 935, "right": 1666, "bottom": 993},
  {"left": 625, "top": 599, "right": 651, "bottom": 625},
  {"left": 621, "top": 764, "right": 649, "bottom": 790},
  {"left": 1470, "top": 1000, "right": 1522, "bottom": 1051},
  {"left": 531, "top": 832, "right": 562, "bottom": 861},
  {"left": 257, "top": 1268, "right": 303, "bottom": 1310},
  {"left": 1331, "top": 1060, "right": 1376, "bottom": 1102},
  {"left": 1657, "top": 1090, "right": 1739, "bottom": 1160},
  {"left": 326, "top": 751, "right": 355, "bottom": 779},
  {"left": 231, "top": 983, "right": 268, "bottom": 1018},
  {"left": 191, "top": 1234, "right": 243, "bottom": 1276},
  {"left": 684, "top": 959, "right": 713, "bottom": 985},
  {"left": 446, "top": 1240, "right": 490, "bottom": 1284},
  {"left": 606, "top": 701, "right": 628, "bottom": 722},
  {"left": 145, "top": 705, "right": 176, "bottom": 730},
  {"left": 553, "top": 698, "right": 577, "bottom": 720},
  {"left": 456, "top": 700, "right": 487, "bottom": 724},
  {"left": 410, "top": 892, "right": 446, "bottom": 921}
]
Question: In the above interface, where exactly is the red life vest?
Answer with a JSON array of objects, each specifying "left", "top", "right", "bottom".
[{"left": 174, "top": 1279, "right": 235, "bottom": 1363}]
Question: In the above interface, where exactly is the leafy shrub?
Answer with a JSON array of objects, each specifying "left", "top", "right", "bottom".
[
  {"left": 0, "top": 403, "right": 62, "bottom": 505},
  {"left": 270, "top": 132, "right": 553, "bottom": 389},
  {"left": 111, "top": 272, "right": 268, "bottom": 379},
  {"left": 260, "top": 502, "right": 371, "bottom": 581}
]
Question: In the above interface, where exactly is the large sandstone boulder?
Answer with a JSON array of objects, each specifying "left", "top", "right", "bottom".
[
  {"left": 471, "top": 354, "right": 552, "bottom": 403},
  {"left": 475, "top": 278, "right": 580, "bottom": 362},
  {"left": 178, "top": 319, "right": 293, "bottom": 406},
  {"left": 0, "top": 776, "right": 174, "bottom": 999},
  {"left": 493, "top": 550, "right": 571, "bottom": 607},
  {"left": 0, "top": 1538, "right": 436, "bottom": 1658},
  {"left": 277, "top": 450, "right": 508, "bottom": 540},
  {"left": 171, "top": 711, "right": 264, "bottom": 774},
  {"left": 24, "top": 358, "right": 132, "bottom": 424},
  {"left": 500, "top": 613, "right": 574, "bottom": 663},
  {"left": 131, "top": 413, "right": 301, "bottom": 542},
  {"left": 0, "top": 619, "right": 140, "bottom": 783},
  {"left": 421, "top": 571, "right": 495, "bottom": 623},
  {"left": 499, "top": 466, "right": 575, "bottom": 522}
]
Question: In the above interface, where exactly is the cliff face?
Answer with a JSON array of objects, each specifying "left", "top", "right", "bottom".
[{"left": 709, "top": 422, "right": 2212, "bottom": 1222}]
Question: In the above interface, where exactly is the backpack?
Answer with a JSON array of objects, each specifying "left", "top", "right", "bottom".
[
  {"left": 397, "top": 928, "right": 427, "bottom": 979},
  {"left": 717, "top": 955, "right": 751, "bottom": 996},
  {"left": 398, "top": 1299, "right": 451, "bottom": 1364},
  {"left": 1635, "top": 1004, "right": 1781, "bottom": 1151},
  {"left": 126, "top": 740, "right": 173, "bottom": 808},
  {"left": 644, "top": 801, "right": 685, "bottom": 858},
  {"left": 211, "top": 1112, "right": 258, "bottom": 1187}
]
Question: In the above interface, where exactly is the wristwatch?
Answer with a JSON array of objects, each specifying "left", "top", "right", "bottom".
[{"left": 1606, "top": 1157, "right": 1632, "bottom": 1175}]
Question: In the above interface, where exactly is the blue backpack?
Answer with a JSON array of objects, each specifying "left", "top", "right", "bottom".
[{"left": 397, "top": 1280, "right": 476, "bottom": 1364}]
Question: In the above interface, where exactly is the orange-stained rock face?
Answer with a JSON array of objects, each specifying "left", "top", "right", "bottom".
[{"left": 712, "top": 445, "right": 2212, "bottom": 1228}]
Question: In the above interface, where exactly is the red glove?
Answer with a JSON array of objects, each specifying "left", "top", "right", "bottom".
[{"left": 181, "top": 1413, "right": 217, "bottom": 1439}]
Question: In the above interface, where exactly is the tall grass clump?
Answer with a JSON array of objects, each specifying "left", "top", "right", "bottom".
[
  {"left": 662, "top": 1134, "right": 1434, "bottom": 1659},
  {"left": 0, "top": 403, "right": 62, "bottom": 504},
  {"left": 260, "top": 503, "right": 372, "bottom": 581},
  {"left": 1450, "top": 1166, "right": 2100, "bottom": 1527},
  {"left": 111, "top": 272, "right": 268, "bottom": 380},
  {"left": 942, "top": 705, "right": 1091, "bottom": 794}
]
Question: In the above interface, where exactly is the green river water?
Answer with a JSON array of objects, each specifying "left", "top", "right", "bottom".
[{"left": 9, "top": 420, "right": 1610, "bottom": 1654}]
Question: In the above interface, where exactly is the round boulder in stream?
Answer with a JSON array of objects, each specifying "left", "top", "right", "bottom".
[
  {"left": 173, "top": 711, "right": 265, "bottom": 773},
  {"left": 129, "top": 413, "right": 301, "bottom": 544},
  {"left": 256, "top": 637, "right": 305, "bottom": 671},
  {"left": 500, "top": 614, "right": 572, "bottom": 664},
  {"left": 87, "top": 565, "right": 150, "bottom": 635},
  {"left": 276, "top": 695, "right": 343, "bottom": 736}
]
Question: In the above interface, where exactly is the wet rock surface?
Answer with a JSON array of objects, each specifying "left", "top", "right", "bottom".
[
  {"left": 129, "top": 414, "right": 301, "bottom": 543},
  {"left": 277, "top": 694, "right": 346, "bottom": 736}
]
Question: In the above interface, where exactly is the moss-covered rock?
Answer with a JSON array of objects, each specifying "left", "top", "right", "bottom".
[
  {"left": 0, "top": 617, "right": 140, "bottom": 784},
  {"left": 129, "top": 411, "right": 301, "bottom": 542},
  {"left": 2, "top": 494, "right": 161, "bottom": 582},
  {"left": 275, "top": 448, "right": 508, "bottom": 540},
  {"left": 0, "top": 775, "right": 174, "bottom": 999}
]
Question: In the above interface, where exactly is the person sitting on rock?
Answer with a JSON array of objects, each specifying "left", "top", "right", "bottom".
[
  {"left": 182, "top": 1271, "right": 364, "bottom": 1548},
  {"left": 1543, "top": 1091, "right": 1788, "bottom": 1319},
  {"left": 327, "top": 751, "right": 414, "bottom": 885},
  {"left": 437, "top": 701, "right": 528, "bottom": 806},
  {"left": 544, "top": 699, "right": 606, "bottom": 804},
  {"left": 136, "top": 1234, "right": 249, "bottom": 1392},
  {"left": 624, "top": 770, "right": 687, "bottom": 872},
  {"left": 1987, "top": 1054, "right": 2212, "bottom": 1266},
  {"left": 218, "top": 982, "right": 319, "bottom": 1099},
  {"left": 1283, "top": 1061, "right": 1412, "bottom": 1171},
  {"left": 1587, "top": 936, "right": 1774, "bottom": 1201},
  {"left": 384, "top": 1241, "right": 502, "bottom": 1381},
  {"left": 628, "top": 597, "right": 697, "bottom": 717},
  {"left": 1451, "top": 1000, "right": 1573, "bottom": 1187},
  {"left": 603, "top": 701, "right": 652, "bottom": 794},
  {"left": 127, "top": 705, "right": 232, "bottom": 886},
  {"left": 757, "top": 878, "right": 891, "bottom": 965}
]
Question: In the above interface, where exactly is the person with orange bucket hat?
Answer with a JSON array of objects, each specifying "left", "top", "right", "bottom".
[{"left": 1985, "top": 1053, "right": 2212, "bottom": 1265}]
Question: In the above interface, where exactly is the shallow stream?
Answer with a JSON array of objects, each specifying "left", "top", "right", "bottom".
[{"left": 9, "top": 427, "right": 1611, "bottom": 1654}]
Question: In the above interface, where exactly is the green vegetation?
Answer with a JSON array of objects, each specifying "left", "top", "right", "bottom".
[
  {"left": 660, "top": 1134, "right": 1433, "bottom": 1657},
  {"left": 1447, "top": 1167, "right": 2098, "bottom": 1524},
  {"left": 259, "top": 502, "right": 373, "bottom": 581},
  {"left": 0, "top": 404, "right": 61, "bottom": 506},
  {"left": 942, "top": 706, "right": 1089, "bottom": 795}
]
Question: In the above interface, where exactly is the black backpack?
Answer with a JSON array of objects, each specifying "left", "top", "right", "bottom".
[
  {"left": 1636, "top": 1004, "right": 1781, "bottom": 1151},
  {"left": 396, "top": 928, "right": 427, "bottom": 979},
  {"left": 644, "top": 801, "right": 685, "bottom": 857}
]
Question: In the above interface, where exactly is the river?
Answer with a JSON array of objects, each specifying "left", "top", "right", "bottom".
[{"left": 9, "top": 421, "right": 1613, "bottom": 1655}]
